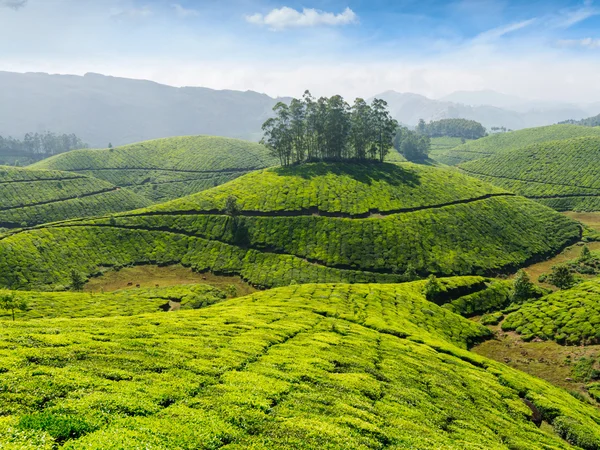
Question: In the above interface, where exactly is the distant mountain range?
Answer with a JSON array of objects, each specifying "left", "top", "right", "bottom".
[
  {"left": 0, "top": 71, "right": 598, "bottom": 147},
  {"left": 372, "top": 91, "right": 599, "bottom": 132}
]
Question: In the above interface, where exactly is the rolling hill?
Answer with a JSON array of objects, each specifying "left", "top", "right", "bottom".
[
  {"left": 432, "top": 124, "right": 600, "bottom": 166},
  {"left": 0, "top": 162, "right": 581, "bottom": 290},
  {"left": 32, "top": 136, "right": 278, "bottom": 203},
  {"left": 1, "top": 280, "right": 599, "bottom": 448},
  {"left": 0, "top": 165, "right": 150, "bottom": 229},
  {"left": 458, "top": 137, "right": 600, "bottom": 211},
  {"left": 502, "top": 277, "right": 600, "bottom": 345}
]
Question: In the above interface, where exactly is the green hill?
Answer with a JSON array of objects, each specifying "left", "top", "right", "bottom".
[
  {"left": 2, "top": 280, "right": 600, "bottom": 449},
  {"left": 433, "top": 125, "right": 600, "bottom": 166},
  {"left": 459, "top": 137, "right": 600, "bottom": 211},
  {"left": 0, "top": 165, "right": 150, "bottom": 229},
  {"left": 503, "top": 277, "right": 600, "bottom": 345},
  {"left": 0, "top": 162, "right": 581, "bottom": 290},
  {"left": 31, "top": 135, "right": 278, "bottom": 203}
]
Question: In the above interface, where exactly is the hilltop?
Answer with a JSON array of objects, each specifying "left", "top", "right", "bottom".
[
  {"left": 432, "top": 124, "right": 600, "bottom": 165},
  {"left": 0, "top": 162, "right": 580, "bottom": 290},
  {"left": 459, "top": 136, "right": 600, "bottom": 211},
  {"left": 0, "top": 165, "right": 149, "bottom": 229},
  {"left": 32, "top": 136, "right": 278, "bottom": 203},
  {"left": 1, "top": 280, "right": 600, "bottom": 448}
]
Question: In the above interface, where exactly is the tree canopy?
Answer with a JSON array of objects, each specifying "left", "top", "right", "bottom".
[
  {"left": 419, "top": 118, "right": 487, "bottom": 139},
  {"left": 261, "top": 92, "right": 398, "bottom": 166},
  {"left": 0, "top": 131, "right": 88, "bottom": 165},
  {"left": 393, "top": 127, "right": 430, "bottom": 161}
]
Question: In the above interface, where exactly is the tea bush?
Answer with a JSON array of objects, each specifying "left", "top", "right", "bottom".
[
  {"left": 0, "top": 281, "right": 599, "bottom": 448},
  {"left": 0, "top": 166, "right": 149, "bottom": 227}
]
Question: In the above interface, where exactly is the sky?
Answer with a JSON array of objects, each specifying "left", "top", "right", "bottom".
[{"left": 1, "top": 0, "right": 600, "bottom": 102}]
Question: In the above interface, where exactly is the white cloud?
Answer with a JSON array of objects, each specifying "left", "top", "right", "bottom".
[
  {"left": 550, "top": 3, "right": 600, "bottom": 28},
  {"left": 558, "top": 37, "right": 600, "bottom": 49},
  {"left": 110, "top": 6, "right": 152, "bottom": 19},
  {"left": 246, "top": 6, "right": 358, "bottom": 31},
  {"left": 172, "top": 3, "right": 198, "bottom": 18},
  {"left": 473, "top": 18, "right": 537, "bottom": 42},
  {"left": 0, "top": 0, "right": 27, "bottom": 10}
]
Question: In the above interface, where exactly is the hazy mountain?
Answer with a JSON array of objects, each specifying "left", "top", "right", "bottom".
[
  {"left": 439, "top": 90, "right": 527, "bottom": 109},
  {"left": 0, "top": 72, "right": 596, "bottom": 148},
  {"left": 0, "top": 71, "right": 288, "bottom": 147},
  {"left": 372, "top": 90, "right": 593, "bottom": 130}
]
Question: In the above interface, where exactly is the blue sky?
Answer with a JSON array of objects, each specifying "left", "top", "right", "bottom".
[{"left": 1, "top": 0, "right": 600, "bottom": 102}]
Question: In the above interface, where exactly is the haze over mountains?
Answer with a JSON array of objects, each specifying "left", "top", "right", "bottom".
[{"left": 1, "top": 71, "right": 599, "bottom": 148}]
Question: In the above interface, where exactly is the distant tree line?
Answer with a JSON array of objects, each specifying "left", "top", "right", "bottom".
[
  {"left": 261, "top": 92, "right": 398, "bottom": 166},
  {"left": 0, "top": 132, "right": 88, "bottom": 165},
  {"left": 489, "top": 126, "right": 513, "bottom": 133},
  {"left": 559, "top": 113, "right": 600, "bottom": 127},
  {"left": 393, "top": 127, "right": 430, "bottom": 161},
  {"left": 416, "top": 118, "right": 487, "bottom": 139}
]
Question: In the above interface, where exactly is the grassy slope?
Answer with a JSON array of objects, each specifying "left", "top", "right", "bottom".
[
  {"left": 0, "top": 165, "right": 150, "bottom": 228},
  {"left": 31, "top": 136, "right": 278, "bottom": 203},
  {"left": 503, "top": 277, "right": 600, "bottom": 345},
  {"left": 0, "top": 284, "right": 228, "bottom": 321},
  {"left": 1, "top": 281, "right": 600, "bottom": 449},
  {"left": 0, "top": 163, "right": 581, "bottom": 290},
  {"left": 429, "top": 136, "right": 473, "bottom": 161},
  {"left": 433, "top": 125, "right": 600, "bottom": 166},
  {"left": 458, "top": 137, "right": 600, "bottom": 212}
]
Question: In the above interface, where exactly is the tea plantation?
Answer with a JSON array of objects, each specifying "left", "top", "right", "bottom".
[
  {"left": 1, "top": 281, "right": 600, "bottom": 449},
  {"left": 0, "top": 284, "right": 228, "bottom": 321},
  {"left": 502, "top": 277, "right": 600, "bottom": 345},
  {"left": 433, "top": 124, "right": 600, "bottom": 166},
  {"left": 0, "top": 162, "right": 581, "bottom": 290},
  {"left": 31, "top": 136, "right": 279, "bottom": 203},
  {"left": 459, "top": 137, "right": 600, "bottom": 211},
  {"left": 0, "top": 166, "right": 150, "bottom": 228}
]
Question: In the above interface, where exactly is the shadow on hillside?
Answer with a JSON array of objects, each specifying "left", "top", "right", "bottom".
[{"left": 274, "top": 161, "right": 421, "bottom": 187}]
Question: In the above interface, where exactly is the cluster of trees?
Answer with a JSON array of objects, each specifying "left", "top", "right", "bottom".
[
  {"left": 489, "top": 126, "right": 513, "bottom": 133},
  {"left": 416, "top": 118, "right": 487, "bottom": 139},
  {"left": 393, "top": 127, "right": 430, "bottom": 161},
  {"left": 261, "top": 92, "right": 398, "bottom": 165},
  {"left": 0, "top": 132, "right": 88, "bottom": 164},
  {"left": 559, "top": 113, "right": 600, "bottom": 127}
]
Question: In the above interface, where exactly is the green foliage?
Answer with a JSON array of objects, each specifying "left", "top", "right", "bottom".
[
  {"left": 559, "top": 113, "right": 600, "bottom": 127},
  {"left": 423, "top": 275, "right": 442, "bottom": 302},
  {"left": 0, "top": 292, "right": 28, "bottom": 321},
  {"left": 421, "top": 118, "right": 487, "bottom": 139},
  {"left": 393, "top": 127, "right": 430, "bottom": 161},
  {"left": 0, "top": 284, "right": 227, "bottom": 321},
  {"left": 502, "top": 278, "right": 600, "bottom": 344},
  {"left": 0, "top": 165, "right": 149, "bottom": 228},
  {"left": 459, "top": 136, "right": 600, "bottom": 211},
  {"left": 69, "top": 270, "right": 85, "bottom": 292},
  {"left": 0, "top": 281, "right": 599, "bottom": 448},
  {"left": 261, "top": 92, "right": 398, "bottom": 165},
  {"left": 579, "top": 245, "right": 592, "bottom": 262},
  {"left": 513, "top": 270, "right": 535, "bottom": 303},
  {"left": 481, "top": 311, "right": 504, "bottom": 325},
  {"left": 548, "top": 265, "right": 576, "bottom": 290},
  {"left": 0, "top": 131, "right": 87, "bottom": 165},
  {"left": 442, "top": 280, "right": 513, "bottom": 317},
  {"left": 18, "top": 412, "right": 97, "bottom": 444},
  {"left": 31, "top": 135, "right": 278, "bottom": 203},
  {"left": 433, "top": 124, "right": 600, "bottom": 166},
  {"left": 0, "top": 163, "right": 581, "bottom": 290},
  {"left": 571, "top": 357, "right": 600, "bottom": 383}
]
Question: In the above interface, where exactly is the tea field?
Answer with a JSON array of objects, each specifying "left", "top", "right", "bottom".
[
  {"left": 459, "top": 136, "right": 600, "bottom": 211},
  {"left": 0, "top": 163, "right": 581, "bottom": 290},
  {"left": 0, "top": 166, "right": 150, "bottom": 228},
  {"left": 432, "top": 124, "right": 600, "bottom": 166},
  {"left": 1, "top": 281, "right": 600, "bottom": 449},
  {"left": 31, "top": 136, "right": 279, "bottom": 203},
  {"left": 502, "top": 277, "right": 600, "bottom": 345}
]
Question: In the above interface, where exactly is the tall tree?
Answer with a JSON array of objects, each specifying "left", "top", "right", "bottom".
[{"left": 371, "top": 99, "right": 398, "bottom": 162}]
